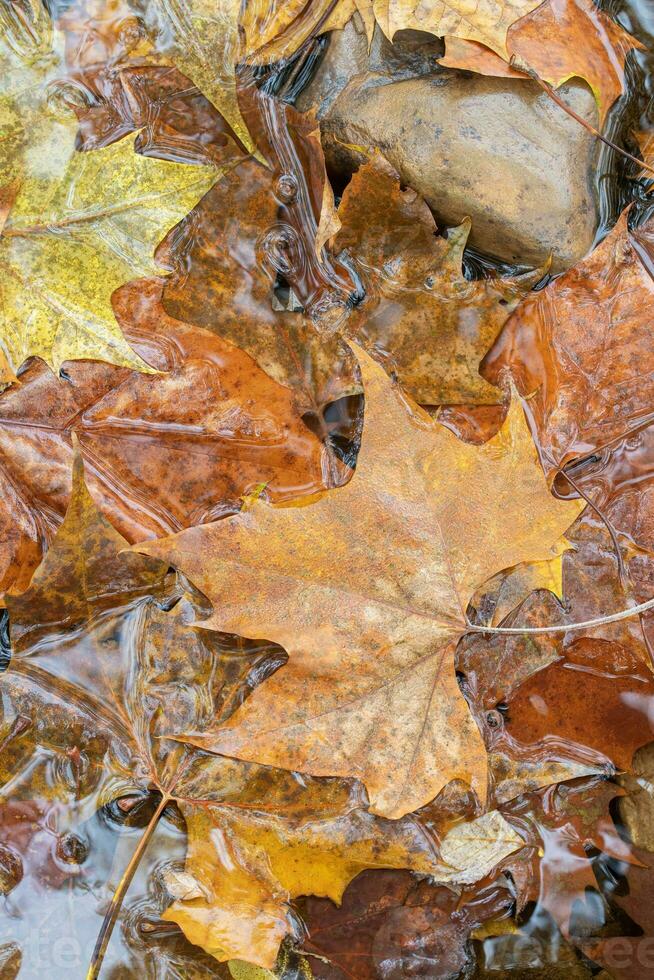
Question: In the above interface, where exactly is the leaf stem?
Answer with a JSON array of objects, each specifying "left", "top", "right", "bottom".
[
  {"left": 466, "top": 595, "right": 654, "bottom": 635},
  {"left": 87, "top": 793, "right": 170, "bottom": 980},
  {"left": 511, "top": 58, "right": 654, "bottom": 178}
]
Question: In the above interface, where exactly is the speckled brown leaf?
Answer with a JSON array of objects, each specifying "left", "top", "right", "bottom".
[
  {"left": 161, "top": 145, "right": 542, "bottom": 413},
  {"left": 134, "top": 345, "right": 582, "bottom": 819},
  {"left": 0, "top": 276, "right": 327, "bottom": 601},
  {"left": 440, "top": 0, "right": 640, "bottom": 125},
  {"left": 333, "top": 155, "right": 545, "bottom": 405},
  {"left": 482, "top": 211, "right": 654, "bottom": 478},
  {"left": 1, "top": 455, "right": 444, "bottom": 968}
]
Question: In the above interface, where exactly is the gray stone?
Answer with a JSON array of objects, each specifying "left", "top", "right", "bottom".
[{"left": 297, "top": 18, "right": 600, "bottom": 270}]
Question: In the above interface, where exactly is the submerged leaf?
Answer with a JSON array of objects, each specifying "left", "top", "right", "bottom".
[
  {"left": 135, "top": 346, "right": 582, "bottom": 819},
  {"left": 1, "top": 455, "right": 443, "bottom": 968},
  {"left": 0, "top": 276, "right": 327, "bottom": 599},
  {"left": 1, "top": 130, "right": 218, "bottom": 376}
]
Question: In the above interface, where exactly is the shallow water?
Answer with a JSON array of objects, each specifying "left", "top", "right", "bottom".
[{"left": 2, "top": 0, "right": 654, "bottom": 978}]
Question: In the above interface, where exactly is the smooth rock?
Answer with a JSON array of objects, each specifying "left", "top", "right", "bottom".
[
  {"left": 619, "top": 740, "right": 654, "bottom": 851},
  {"left": 297, "top": 18, "right": 600, "bottom": 270}
]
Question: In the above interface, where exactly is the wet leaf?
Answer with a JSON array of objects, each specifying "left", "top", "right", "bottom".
[
  {"left": 502, "top": 778, "right": 635, "bottom": 938},
  {"left": 134, "top": 345, "right": 582, "bottom": 819},
  {"left": 0, "top": 275, "right": 327, "bottom": 599},
  {"left": 243, "top": 0, "right": 546, "bottom": 62},
  {"left": 482, "top": 211, "right": 654, "bottom": 478},
  {"left": 333, "top": 155, "right": 545, "bottom": 405},
  {"left": 144, "top": 0, "right": 255, "bottom": 155},
  {"left": 1, "top": 454, "right": 444, "bottom": 968},
  {"left": 0, "top": 123, "right": 218, "bottom": 377},
  {"left": 301, "top": 867, "right": 514, "bottom": 980},
  {"left": 440, "top": 0, "right": 640, "bottom": 124},
  {"left": 161, "top": 142, "right": 543, "bottom": 412}
]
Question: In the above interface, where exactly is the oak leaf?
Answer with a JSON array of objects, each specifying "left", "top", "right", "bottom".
[
  {"left": 0, "top": 276, "right": 327, "bottom": 600},
  {"left": 502, "top": 778, "right": 635, "bottom": 938},
  {"left": 1, "top": 453, "right": 441, "bottom": 969},
  {"left": 439, "top": 0, "right": 640, "bottom": 125},
  {"left": 482, "top": 211, "right": 654, "bottom": 478},
  {"left": 134, "top": 345, "right": 583, "bottom": 819}
]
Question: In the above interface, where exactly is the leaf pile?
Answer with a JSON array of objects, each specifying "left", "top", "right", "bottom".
[{"left": 1, "top": 0, "right": 654, "bottom": 978}]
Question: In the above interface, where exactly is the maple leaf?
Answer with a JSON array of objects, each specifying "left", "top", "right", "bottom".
[
  {"left": 144, "top": 0, "right": 256, "bottom": 155},
  {"left": 160, "top": 149, "right": 541, "bottom": 412},
  {"left": 242, "top": 0, "right": 545, "bottom": 63},
  {"left": 134, "top": 345, "right": 583, "bottom": 819},
  {"left": 333, "top": 154, "right": 545, "bottom": 405},
  {"left": 439, "top": 0, "right": 640, "bottom": 125},
  {"left": 482, "top": 210, "right": 654, "bottom": 478},
  {"left": 0, "top": 111, "right": 219, "bottom": 378},
  {"left": 0, "top": 276, "right": 328, "bottom": 600},
  {"left": 1, "top": 453, "right": 443, "bottom": 970}
]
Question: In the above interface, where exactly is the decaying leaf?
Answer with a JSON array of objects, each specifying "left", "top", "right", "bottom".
[
  {"left": 1, "top": 453, "right": 443, "bottom": 968},
  {"left": 161, "top": 148, "right": 543, "bottom": 411},
  {"left": 0, "top": 276, "right": 328, "bottom": 600},
  {"left": 134, "top": 345, "right": 582, "bottom": 819},
  {"left": 0, "top": 123, "right": 218, "bottom": 378},
  {"left": 440, "top": 0, "right": 640, "bottom": 124},
  {"left": 301, "top": 866, "right": 514, "bottom": 980},
  {"left": 243, "top": 0, "right": 546, "bottom": 64},
  {"left": 144, "top": 0, "right": 255, "bottom": 155},
  {"left": 482, "top": 210, "right": 654, "bottom": 477},
  {"left": 439, "top": 811, "right": 523, "bottom": 884},
  {"left": 502, "top": 778, "right": 635, "bottom": 938},
  {"left": 333, "top": 154, "right": 545, "bottom": 405},
  {"left": 159, "top": 155, "right": 353, "bottom": 423}
]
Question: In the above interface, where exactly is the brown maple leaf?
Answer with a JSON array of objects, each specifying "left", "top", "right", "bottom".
[
  {"left": 482, "top": 210, "right": 654, "bottom": 478},
  {"left": 0, "top": 453, "right": 440, "bottom": 971},
  {"left": 160, "top": 138, "right": 542, "bottom": 414},
  {"left": 439, "top": 0, "right": 640, "bottom": 125},
  {"left": 134, "top": 345, "right": 583, "bottom": 819},
  {"left": 0, "top": 276, "right": 327, "bottom": 600}
]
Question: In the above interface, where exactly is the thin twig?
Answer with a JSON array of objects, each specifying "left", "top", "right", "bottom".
[
  {"left": 466, "top": 594, "right": 654, "bottom": 635},
  {"left": 87, "top": 793, "right": 170, "bottom": 980},
  {"left": 510, "top": 58, "right": 654, "bottom": 178}
]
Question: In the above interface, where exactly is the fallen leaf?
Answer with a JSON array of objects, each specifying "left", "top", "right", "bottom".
[
  {"left": 439, "top": 811, "right": 524, "bottom": 884},
  {"left": 244, "top": 0, "right": 545, "bottom": 63},
  {"left": 301, "top": 866, "right": 513, "bottom": 980},
  {"left": 0, "top": 275, "right": 328, "bottom": 600},
  {"left": 440, "top": 0, "right": 640, "bottom": 124},
  {"left": 134, "top": 345, "right": 582, "bottom": 819},
  {"left": 333, "top": 155, "right": 545, "bottom": 405},
  {"left": 159, "top": 154, "right": 355, "bottom": 423},
  {"left": 502, "top": 637, "right": 654, "bottom": 771},
  {"left": 144, "top": 0, "right": 255, "bottom": 154},
  {"left": 503, "top": 778, "right": 635, "bottom": 938},
  {"left": 1, "top": 453, "right": 443, "bottom": 968},
  {"left": 482, "top": 211, "right": 654, "bottom": 477},
  {"left": 162, "top": 148, "right": 542, "bottom": 411},
  {"left": 582, "top": 846, "right": 654, "bottom": 978},
  {"left": 73, "top": 64, "right": 247, "bottom": 168}
]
